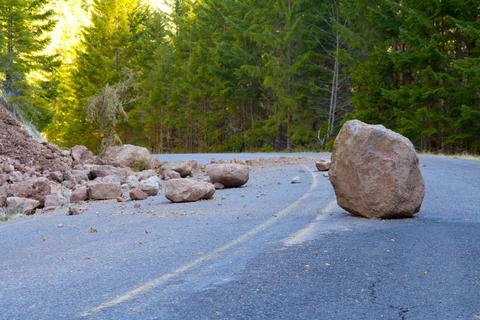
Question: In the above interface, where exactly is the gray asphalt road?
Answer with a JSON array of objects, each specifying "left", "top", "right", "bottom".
[{"left": 0, "top": 154, "right": 479, "bottom": 320}]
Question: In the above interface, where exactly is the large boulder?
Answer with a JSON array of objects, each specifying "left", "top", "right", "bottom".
[
  {"left": 102, "top": 144, "right": 155, "bottom": 170},
  {"left": 165, "top": 179, "right": 215, "bottom": 203},
  {"left": 6, "top": 197, "right": 40, "bottom": 215},
  {"left": 206, "top": 163, "right": 249, "bottom": 188},
  {"left": 163, "top": 160, "right": 198, "bottom": 178},
  {"left": 87, "top": 182, "right": 122, "bottom": 200},
  {"left": 329, "top": 120, "right": 425, "bottom": 219}
]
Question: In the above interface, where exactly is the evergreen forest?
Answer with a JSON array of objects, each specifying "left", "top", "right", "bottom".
[{"left": 1, "top": 0, "right": 479, "bottom": 154}]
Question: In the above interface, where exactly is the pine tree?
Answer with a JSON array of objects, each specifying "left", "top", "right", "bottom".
[
  {"left": 344, "top": 0, "right": 480, "bottom": 153},
  {"left": 0, "top": 0, "right": 56, "bottom": 95},
  {"left": 0, "top": 0, "right": 56, "bottom": 126},
  {"left": 49, "top": 0, "right": 147, "bottom": 151}
]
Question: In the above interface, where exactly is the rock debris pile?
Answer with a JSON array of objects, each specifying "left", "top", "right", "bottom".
[{"left": 0, "top": 106, "right": 250, "bottom": 215}]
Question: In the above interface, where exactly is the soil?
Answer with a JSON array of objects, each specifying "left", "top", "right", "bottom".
[{"left": 0, "top": 105, "right": 71, "bottom": 174}]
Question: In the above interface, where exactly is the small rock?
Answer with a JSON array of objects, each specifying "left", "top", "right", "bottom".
[
  {"left": 6, "top": 197, "right": 40, "bottom": 215},
  {"left": 71, "top": 169, "right": 89, "bottom": 183},
  {"left": 70, "top": 186, "right": 88, "bottom": 203},
  {"left": 88, "top": 165, "right": 132, "bottom": 184},
  {"left": 71, "top": 145, "right": 94, "bottom": 164},
  {"left": 214, "top": 182, "right": 225, "bottom": 190},
  {"left": 1, "top": 163, "right": 14, "bottom": 174},
  {"left": 126, "top": 175, "right": 140, "bottom": 188},
  {"left": 163, "top": 160, "right": 198, "bottom": 177},
  {"left": 139, "top": 176, "right": 161, "bottom": 196},
  {"left": 135, "top": 170, "right": 158, "bottom": 181},
  {"left": 315, "top": 159, "right": 331, "bottom": 171},
  {"left": 67, "top": 207, "right": 80, "bottom": 216},
  {"left": 129, "top": 189, "right": 149, "bottom": 201},
  {"left": 162, "top": 169, "right": 181, "bottom": 180},
  {"left": 291, "top": 176, "right": 301, "bottom": 184},
  {"left": 57, "top": 223, "right": 64, "bottom": 228},
  {"left": 0, "top": 185, "right": 7, "bottom": 207},
  {"left": 49, "top": 171, "right": 64, "bottom": 183},
  {"left": 95, "top": 175, "right": 123, "bottom": 185},
  {"left": 62, "top": 176, "right": 77, "bottom": 189},
  {"left": 44, "top": 194, "right": 68, "bottom": 211}
]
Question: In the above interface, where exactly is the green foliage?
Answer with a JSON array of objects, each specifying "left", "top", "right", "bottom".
[
  {"left": 344, "top": 0, "right": 480, "bottom": 153},
  {"left": 42, "top": 0, "right": 341, "bottom": 153},
  {"left": 0, "top": 0, "right": 57, "bottom": 128},
  {"left": 4, "top": 0, "right": 478, "bottom": 154},
  {"left": 85, "top": 70, "right": 137, "bottom": 153}
]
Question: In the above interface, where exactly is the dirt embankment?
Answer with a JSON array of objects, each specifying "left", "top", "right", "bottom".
[{"left": 0, "top": 105, "right": 72, "bottom": 174}]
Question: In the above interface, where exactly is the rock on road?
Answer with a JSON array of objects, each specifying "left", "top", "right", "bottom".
[{"left": 0, "top": 153, "right": 479, "bottom": 320}]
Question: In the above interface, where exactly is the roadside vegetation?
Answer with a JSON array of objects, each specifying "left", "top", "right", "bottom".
[{"left": 0, "top": 0, "right": 479, "bottom": 154}]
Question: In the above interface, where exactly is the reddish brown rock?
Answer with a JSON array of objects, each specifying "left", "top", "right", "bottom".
[
  {"left": 71, "top": 145, "right": 94, "bottom": 164},
  {"left": 136, "top": 169, "right": 158, "bottom": 181},
  {"left": 88, "top": 165, "right": 131, "bottom": 184},
  {"left": 6, "top": 197, "right": 40, "bottom": 215},
  {"left": 101, "top": 144, "right": 155, "bottom": 170},
  {"left": 165, "top": 179, "right": 215, "bottom": 203},
  {"left": 9, "top": 178, "right": 52, "bottom": 206},
  {"left": 71, "top": 170, "right": 89, "bottom": 183},
  {"left": 44, "top": 194, "right": 68, "bottom": 210},
  {"left": 129, "top": 188, "right": 149, "bottom": 201},
  {"left": 315, "top": 159, "right": 331, "bottom": 171},
  {"left": 206, "top": 163, "right": 249, "bottom": 188},
  {"left": 49, "top": 171, "right": 64, "bottom": 183},
  {"left": 163, "top": 160, "right": 198, "bottom": 178},
  {"left": 329, "top": 120, "right": 425, "bottom": 219},
  {"left": 70, "top": 186, "right": 88, "bottom": 203},
  {"left": 0, "top": 185, "right": 7, "bottom": 207},
  {"left": 88, "top": 182, "right": 122, "bottom": 200},
  {"left": 162, "top": 169, "right": 181, "bottom": 180}
]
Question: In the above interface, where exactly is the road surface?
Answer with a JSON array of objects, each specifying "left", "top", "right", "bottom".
[{"left": 0, "top": 153, "right": 479, "bottom": 320}]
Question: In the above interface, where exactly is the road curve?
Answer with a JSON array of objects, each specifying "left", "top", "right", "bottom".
[{"left": 0, "top": 154, "right": 479, "bottom": 320}]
